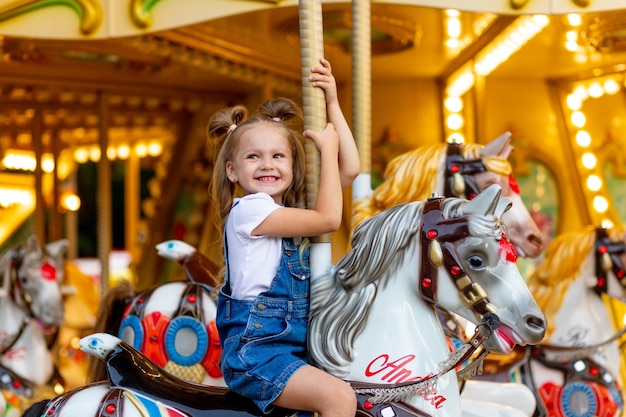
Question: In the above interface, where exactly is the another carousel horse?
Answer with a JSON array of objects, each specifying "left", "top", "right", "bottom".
[
  {"left": 354, "top": 131, "right": 544, "bottom": 258},
  {"left": 492, "top": 226, "right": 626, "bottom": 417},
  {"left": 0, "top": 236, "right": 70, "bottom": 416},
  {"left": 86, "top": 239, "right": 223, "bottom": 387},
  {"left": 22, "top": 185, "right": 547, "bottom": 417}
]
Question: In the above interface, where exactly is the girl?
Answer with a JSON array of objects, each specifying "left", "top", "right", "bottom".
[{"left": 209, "top": 59, "right": 359, "bottom": 417}]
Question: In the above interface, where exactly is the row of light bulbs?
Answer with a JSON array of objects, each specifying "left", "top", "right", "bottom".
[{"left": 565, "top": 74, "right": 626, "bottom": 228}]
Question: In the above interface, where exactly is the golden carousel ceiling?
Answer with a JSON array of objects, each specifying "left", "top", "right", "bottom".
[{"left": 3, "top": 3, "right": 626, "bottom": 249}]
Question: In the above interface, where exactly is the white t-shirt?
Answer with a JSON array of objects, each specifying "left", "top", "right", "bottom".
[{"left": 226, "top": 193, "right": 282, "bottom": 300}]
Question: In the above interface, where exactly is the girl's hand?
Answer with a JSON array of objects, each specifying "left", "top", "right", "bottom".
[
  {"left": 304, "top": 123, "right": 339, "bottom": 155},
  {"left": 309, "top": 58, "right": 338, "bottom": 105}
]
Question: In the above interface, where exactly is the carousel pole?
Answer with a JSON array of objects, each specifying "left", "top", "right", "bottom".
[
  {"left": 299, "top": 0, "right": 330, "bottom": 280},
  {"left": 351, "top": 0, "right": 372, "bottom": 207},
  {"left": 97, "top": 92, "right": 112, "bottom": 295}
]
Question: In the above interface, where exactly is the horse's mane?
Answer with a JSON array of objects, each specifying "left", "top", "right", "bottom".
[
  {"left": 352, "top": 142, "right": 510, "bottom": 230},
  {"left": 309, "top": 196, "right": 503, "bottom": 376},
  {"left": 528, "top": 225, "right": 626, "bottom": 336}
]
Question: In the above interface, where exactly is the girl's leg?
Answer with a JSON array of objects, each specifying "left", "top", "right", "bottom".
[{"left": 273, "top": 364, "right": 356, "bottom": 417}]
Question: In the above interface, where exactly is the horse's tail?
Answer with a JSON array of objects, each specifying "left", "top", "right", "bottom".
[{"left": 87, "top": 280, "right": 136, "bottom": 382}]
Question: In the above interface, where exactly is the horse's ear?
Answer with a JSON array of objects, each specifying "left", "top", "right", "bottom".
[
  {"left": 495, "top": 197, "right": 512, "bottom": 218},
  {"left": 480, "top": 132, "right": 512, "bottom": 158},
  {"left": 46, "top": 239, "right": 70, "bottom": 262},
  {"left": 464, "top": 184, "right": 502, "bottom": 216},
  {"left": 25, "top": 235, "right": 43, "bottom": 255}
]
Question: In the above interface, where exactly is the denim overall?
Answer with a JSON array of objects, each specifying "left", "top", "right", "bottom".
[{"left": 216, "top": 236, "right": 310, "bottom": 413}]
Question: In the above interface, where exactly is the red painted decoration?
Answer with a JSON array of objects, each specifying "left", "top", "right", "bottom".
[
  {"left": 427, "top": 230, "right": 438, "bottom": 239},
  {"left": 106, "top": 404, "right": 116, "bottom": 414},
  {"left": 364, "top": 401, "right": 374, "bottom": 410},
  {"left": 422, "top": 277, "right": 432, "bottom": 288},
  {"left": 509, "top": 175, "right": 520, "bottom": 195},
  {"left": 450, "top": 165, "right": 460, "bottom": 173},
  {"left": 41, "top": 262, "right": 56, "bottom": 281},
  {"left": 450, "top": 266, "right": 461, "bottom": 276}
]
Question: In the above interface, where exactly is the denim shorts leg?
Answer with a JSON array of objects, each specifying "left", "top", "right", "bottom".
[{"left": 219, "top": 296, "right": 309, "bottom": 414}]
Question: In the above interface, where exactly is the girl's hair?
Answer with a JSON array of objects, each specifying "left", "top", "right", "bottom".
[{"left": 208, "top": 97, "right": 307, "bottom": 229}]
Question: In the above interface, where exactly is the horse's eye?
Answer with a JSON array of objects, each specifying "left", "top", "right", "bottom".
[{"left": 468, "top": 256, "right": 485, "bottom": 269}]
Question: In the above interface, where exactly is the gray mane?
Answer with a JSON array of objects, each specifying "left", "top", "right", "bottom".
[{"left": 308, "top": 197, "right": 502, "bottom": 376}]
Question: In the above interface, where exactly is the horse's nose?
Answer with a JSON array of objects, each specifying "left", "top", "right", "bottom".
[{"left": 524, "top": 313, "right": 546, "bottom": 343}]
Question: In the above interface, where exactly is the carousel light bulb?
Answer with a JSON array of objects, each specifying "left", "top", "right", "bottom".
[
  {"left": 604, "top": 78, "right": 620, "bottom": 95},
  {"left": 446, "top": 113, "right": 464, "bottom": 130},
  {"left": 572, "top": 85, "right": 588, "bottom": 101},
  {"left": 447, "top": 132, "right": 465, "bottom": 143},
  {"left": 61, "top": 193, "right": 81, "bottom": 212},
  {"left": 581, "top": 152, "right": 596, "bottom": 169},
  {"left": 602, "top": 219, "right": 614, "bottom": 230},
  {"left": 445, "top": 96, "right": 464, "bottom": 112},
  {"left": 575, "top": 130, "right": 591, "bottom": 147},
  {"left": 134, "top": 142, "right": 148, "bottom": 158},
  {"left": 41, "top": 155, "right": 55, "bottom": 173},
  {"left": 117, "top": 144, "right": 130, "bottom": 160},
  {"left": 107, "top": 146, "right": 117, "bottom": 160},
  {"left": 74, "top": 148, "right": 89, "bottom": 164},
  {"left": 89, "top": 146, "right": 101, "bottom": 162},
  {"left": 567, "top": 14, "right": 581, "bottom": 26},
  {"left": 587, "top": 82, "right": 603, "bottom": 99},
  {"left": 148, "top": 141, "right": 163, "bottom": 157},
  {"left": 586, "top": 175, "right": 602, "bottom": 191},
  {"left": 593, "top": 196, "right": 609, "bottom": 213},
  {"left": 566, "top": 94, "right": 581, "bottom": 110},
  {"left": 571, "top": 111, "right": 586, "bottom": 128}
]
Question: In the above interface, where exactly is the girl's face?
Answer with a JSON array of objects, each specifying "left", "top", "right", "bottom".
[{"left": 226, "top": 122, "right": 294, "bottom": 205}]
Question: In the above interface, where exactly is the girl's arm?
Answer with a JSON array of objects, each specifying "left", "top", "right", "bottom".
[
  {"left": 309, "top": 59, "right": 360, "bottom": 189},
  {"left": 253, "top": 123, "right": 343, "bottom": 238}
]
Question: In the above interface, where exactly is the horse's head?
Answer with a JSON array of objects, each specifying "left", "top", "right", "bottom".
[
  {"left": 2, "top": 236, "right": 69, "bottom": 331},
  {"left": 422, "top": 184, "right": 546, "bottom": 354},
  {"left": 446, "top": 132, "right": 544, "bottom": 258}
]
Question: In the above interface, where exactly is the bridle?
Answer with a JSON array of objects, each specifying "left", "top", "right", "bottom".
[
  {"left": 419, "top": 195, "right": 510, "bottom": 324},
  {"left": 594, "top": 227, "right": 626, "bottom": 296},
  {"left": 444, "top": 143, "right": 486, "bottom": 199}
]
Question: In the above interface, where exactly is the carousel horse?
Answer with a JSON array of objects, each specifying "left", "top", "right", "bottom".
[
  {"left": 354, "top": 132, "right": 545, "bottom": 414},
  {"left": 21, "top": 185, "right": 547, "bottom": 417},
  {"left": 0, "top": 236, "right": 70, "bottom": 416},
  {"left": 353, "top": 131, "right": 544, "bottom": 258},
  {"left": 491, "top": 226, "right": 626, "bottom": 417},
  {"left": 86, "top": 239, "right": 224, "bottom": 387}
]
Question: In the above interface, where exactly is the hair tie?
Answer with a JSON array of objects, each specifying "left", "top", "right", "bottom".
[
  {"left": 272, "top": 117, "right": 281, "bottom": 122},
  {"left": 227, "top": 124, "right": 237, "bottom": 134}
]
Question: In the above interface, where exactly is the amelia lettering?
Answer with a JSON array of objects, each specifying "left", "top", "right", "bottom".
[{"left": 364, "top": 354, "right": 447, "bottom": 409}]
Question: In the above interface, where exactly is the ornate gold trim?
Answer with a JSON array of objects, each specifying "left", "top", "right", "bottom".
[
  {"left": 0, "top": 0, "right": 101, "bottom": 35},
  {"left": 130, "top": 0, "right": 163, "bottom": 29},
  {"left": 571, "top": 0, "right": 590, "bottom": 7},
  {"left": 510, "top": 0, "right": 530, "bottom": 10}
]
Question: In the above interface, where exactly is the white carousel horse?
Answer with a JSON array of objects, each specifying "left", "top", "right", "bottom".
[
  {"left": 353, "top": 132, "right": 545, "bottom": 415},
  {"left": 490, "top": 226, "right": 626, "bottom": 416},
  {"left": 86, "top": 239, "right": 224, "bottom": 387},
  {"left": 0, "top": 236, "right": 70, "bottom": 416},
  {"left": 353, "top": 131, "right": 544, "bottom": 258},
  {"left": 22, "top": 184, "right": 547, "bottom": 417}
]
